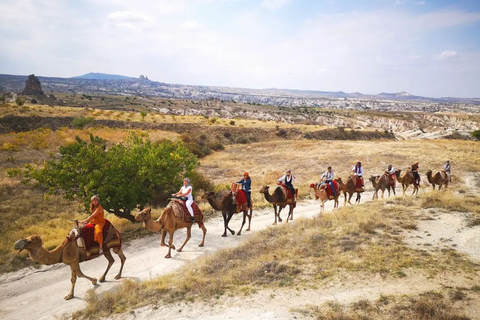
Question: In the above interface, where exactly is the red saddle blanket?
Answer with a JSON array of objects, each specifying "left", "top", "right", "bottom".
[
  {"left": 388, "top": 174, "right": 395, "bottom": 186},
  {"left": 235, "top": 189, "right": 247, "bottom": 207},
  {"left": 326, "top": 180, "right": 338, "bottom": 198},
  {"left": 278, "top": 183, "right": 297, "bottom": 199},
  {"left": 169, "top": 199, "right": 203, "bottom": 223},
  {"left": 80, "top": 219, "right": 121, "bottom": 259}
]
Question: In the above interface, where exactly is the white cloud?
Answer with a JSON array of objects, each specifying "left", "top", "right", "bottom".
[
  {"left": 106, "top": 11, "right": 153, "bottom": 28},
  {"left": 261, "top": 0, "right": 292, "bottom": 10},
  {"left": 181, "top": 20, "right": 202, "bottom": 30},
  {"left": 434, "top": 51, "right": 458, "bottom": 60}
]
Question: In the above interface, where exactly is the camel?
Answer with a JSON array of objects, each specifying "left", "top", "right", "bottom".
[
  {"left": 259, "top": 185, "right": 295, "bottom": 225},
  {"left": 395, "top": 169, "right": 419, "bottom": 195},
  {"left": 135, "top": 206, "right": 206, "bottom": 259},
  {"left": 309, "top": 182, "right": 340, "bottom": 214},
  {"left": 335, "top": 177, "right": 363, "bottom": 205},
  {"left": 426, "top": 169, "right": 449, "bottom": 190},
  {"left": 203, "top": 190, "right": 252, "bottom": 237},
  {"left": 14, "top": 229, "right": 126, "bottom": 300},
  {"left": 369, "top": 174, "right": 396, "bottom": 200}
]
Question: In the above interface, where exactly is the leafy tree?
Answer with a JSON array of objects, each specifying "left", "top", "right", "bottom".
[
  {"left": 471, "top": 130, "right": 480, "bottom": 141},
  {"left": 22, "top": 133, "right": 199, "bottom": 221}
]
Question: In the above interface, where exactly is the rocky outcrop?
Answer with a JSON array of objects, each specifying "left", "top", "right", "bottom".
[{"left": 21, "top": 74, "right": 44, "bottom": 95}]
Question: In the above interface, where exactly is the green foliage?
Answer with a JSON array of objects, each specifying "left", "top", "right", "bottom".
[
  {"left": 471, "top": 130, "right": 480, "bottom": 141},
  {"left": 15, "top": 97, "right": 25, "bottom": 106},
  {"left": 72, "top": 116, "right": 94, "bottom": 129},
  {"left": 22, "top": 134, "right": 199, "bottom": 221},
  {"left": 140, "top": 111, "right": 147, "bottom": 121}
]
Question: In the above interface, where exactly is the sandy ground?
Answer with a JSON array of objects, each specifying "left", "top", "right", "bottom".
[
  {"left": 0, "top": 196, "right": 333, "bottom": 320},
  {"left": 1, "top": 184, "right": 479, "bottom": 320}
]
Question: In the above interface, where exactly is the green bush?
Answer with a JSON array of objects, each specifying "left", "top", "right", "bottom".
[
  {"left": 72, "top": 116, "right": 94, "bottom": 129},
  {"left": 15, "top": 97, "right": 25, "bottom": 106},
  {"left": 471, "top": 130, "right": 480, "bottom": 141},
  {"left": 22, "top": 134, "right": 199, "bottom": 221}
]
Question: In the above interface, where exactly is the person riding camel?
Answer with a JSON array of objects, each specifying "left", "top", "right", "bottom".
[
  {"left": 81, "top": 195, "right": 105, "bottom": 255},
  {"left": 442, "top": 160, "right": 451, "bottom": 182},
  {"left": 411, "top": 161, "right": 420, "bottom": 185},
  {"left": 172, "top": 178, "right": 195, "bottom": 222},
  {"left": 319, "top": 166, "right": 335, "bottom": 197},
  {"left": 278, "top": 170, "right": 296, "bottom": 201},
  {"left": 236, "top": 172, "right": 252, "bottom": 208},
  {"left": 351, "top": 161, "right": 364, "bottom": 189},
  {"left": 385, "top": 164, "right": 396, "bottom": 183}
]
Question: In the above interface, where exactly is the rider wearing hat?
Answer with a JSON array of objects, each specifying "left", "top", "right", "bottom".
[{"left": 236, "top": 172, "right": 252, "bottom": 208}]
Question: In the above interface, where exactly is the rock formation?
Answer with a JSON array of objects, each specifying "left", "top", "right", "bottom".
[{"left": 22, "top": 74, "right": 44, "bottom": 95}]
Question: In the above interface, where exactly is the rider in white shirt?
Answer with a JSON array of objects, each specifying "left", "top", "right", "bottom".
[{"left": 173, "top": 178, "right": 195, "bottom": 222}]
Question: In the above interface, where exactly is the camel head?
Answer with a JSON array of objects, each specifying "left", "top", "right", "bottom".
[
  {"left": 135, "top": 207, "right": 152, "bottom": 222},
  {"left": 395, "top": 169, "right": 401, "bottom": 177},
  {"left": 14, "top": 235, "right": 43, "bottom": 252},
  {"left": 204, "top": 191, "right": 216, "bottom": 199},
  {"left": 369, "top": 175, "right": 380, "bottom": 183},
  {"left": 426, "top": 170, "right": 433, "bottom": 177},
  {"left": 259, "top": 186, "right": 270, "bottom": 194},
  {"left": 309, "top": 183, "right": 317, "bottom": 190}
]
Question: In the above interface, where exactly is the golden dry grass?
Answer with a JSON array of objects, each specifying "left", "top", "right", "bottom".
[{"left": 72, "top": 192, "right": 480, "bottom": 319}]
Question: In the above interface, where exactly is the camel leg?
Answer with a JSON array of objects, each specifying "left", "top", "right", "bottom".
[
  {"left": 272, "top": 204, "right": 282, "bottom": 225},
  {"left": 198, "top": 224, "right": 207, "bottom": 247},
  {"left": 245, "top": 206, "right": 252, "bottom": 231},
  {"left": 66, "top": 266, "right": 77, "bottom": 300},
  {"left": 356, "top": 193, "right": 361, "bottom": 204},
  {"left": 99, "top": 249, "right": 115, "bottom": 282},
  {"left": 372, "top": 190, "right": 377, "bottom": 200},
  {"left": 277, "top": 207, "right": 283, "bottom": 223},
  {"left": 237, "top": 210, "right": 247, "bottom": 236},
  {"left": 177, "top": 227, "right": 191, "bottom": 252},
  {"left": 222, "top": 212, "right": 235, "bottom": 237},
  {"left": 165, "top": 230, "right": 174, "bottom": 258},
  {"left": 347, "top": 193, "right": 353, "bottom": 205},
  {"left": 113, "top": 247, "right": 126, "bottom": 280},
  {"left": 226, "top": 212, "right": 235, "bottom": 236}
]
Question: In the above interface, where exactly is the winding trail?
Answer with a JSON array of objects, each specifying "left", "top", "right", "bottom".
[{"left": 0, "top": 194, "right": 349, "bottom": 320}]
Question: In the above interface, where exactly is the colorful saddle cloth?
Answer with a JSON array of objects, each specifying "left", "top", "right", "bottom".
[
  {"left": 278, "top": 183, "right": 297, "bottom": 204},
  {"left": 326, "top": 180, "right": 338, "bottom": 199},
  {"left": 169, "top": 199, "right": 203, "bottom": 223},
  {"left": 80, "top": 219, "right": 121, "bottom": 259}
]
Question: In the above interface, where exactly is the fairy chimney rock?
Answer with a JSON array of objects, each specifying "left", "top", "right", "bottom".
[{"left": 22, "top": 74, "right": 44, "bottom": 95}]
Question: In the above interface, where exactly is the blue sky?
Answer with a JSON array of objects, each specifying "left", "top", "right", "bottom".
[{"left": 1, "top": 0, "right": 480, "bottom": 98}]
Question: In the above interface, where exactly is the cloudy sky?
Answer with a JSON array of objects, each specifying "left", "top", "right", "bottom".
[{"left": 1, "top": 0, "right": 480, "bottom": 98}]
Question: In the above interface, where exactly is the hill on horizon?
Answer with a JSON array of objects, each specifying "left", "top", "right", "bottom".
[{"left": 71, "top": 72, "right": 135, "bottom": 80}]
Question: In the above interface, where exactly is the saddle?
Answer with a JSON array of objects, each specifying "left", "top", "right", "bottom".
[
  {"left": 350, "top": 175, "right": 364, "bottom": 192},
  {"left": 231, "top": 183, "right": 248, "bottom": 210},
  {"left": 69, "top": 219, "right": 121, "bottom": 260},
  {"left": 278, "top": 183, "right": 297, "bottom": 203},
  {"left": 168, "top": 199, "right": 203, "bottom": 223}
]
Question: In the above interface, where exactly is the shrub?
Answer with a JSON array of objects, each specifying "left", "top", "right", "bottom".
[
  {"left": 72, "top": 116, "right": 94, "bottom": 129},
  {"left": 22, "top": 134, "right": 199, "bottom": 221},
  {"left": 15, "top": 97, "right": 25, "bottom": 106},
  {"left": 471, "top": 130, "right": 480, "bottom": 141},
  {"left": 229, "top": 120, "right": 235, "bottom": 126}
]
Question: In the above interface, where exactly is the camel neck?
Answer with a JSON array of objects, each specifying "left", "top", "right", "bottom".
[{"left": 28, "top": 241, "right": 65, "bottom": 265}]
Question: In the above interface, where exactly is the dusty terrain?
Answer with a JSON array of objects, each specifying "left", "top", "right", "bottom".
[{"left": 1, "top": 183, "right": 480, "bottom": 320}]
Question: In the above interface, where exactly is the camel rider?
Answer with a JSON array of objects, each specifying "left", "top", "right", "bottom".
[
  {"left": 386, "top": 164, "right": 395, "bottom": 175},
  {"left": 442, "top": 160, "right": 451, "bottom": 182},
  {"left": 352, "top": 161, "right": 364, "bottom": 187},
  {"left": 411, "top": 161, "right": 420, "bottom": 185},
  {"left": 173, "top": 178, "right": 195, "bottom": 222},
  {"left": 319, "top": 166, "right": 335, "bottom": 197},
  {"left": 236, "top": 172, "right": 252, "bottom": 208},
  {"left": 278, "top": 170, "right": 296, "bottom": 200},
  {"left": 81, "top": 195, "right": 105, "bottom": 255}
]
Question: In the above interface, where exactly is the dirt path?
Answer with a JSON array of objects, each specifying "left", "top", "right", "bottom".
[{"left": 0, "top": 195, "right": 341, "bottom": 320}]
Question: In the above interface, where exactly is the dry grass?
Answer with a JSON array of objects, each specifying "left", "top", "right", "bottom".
[
  {"left": 72, "top": 194, "right": 480, "bottom": 319},
  {"left": 296, "top": 291, "right": 472, "bottom": 320}
]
